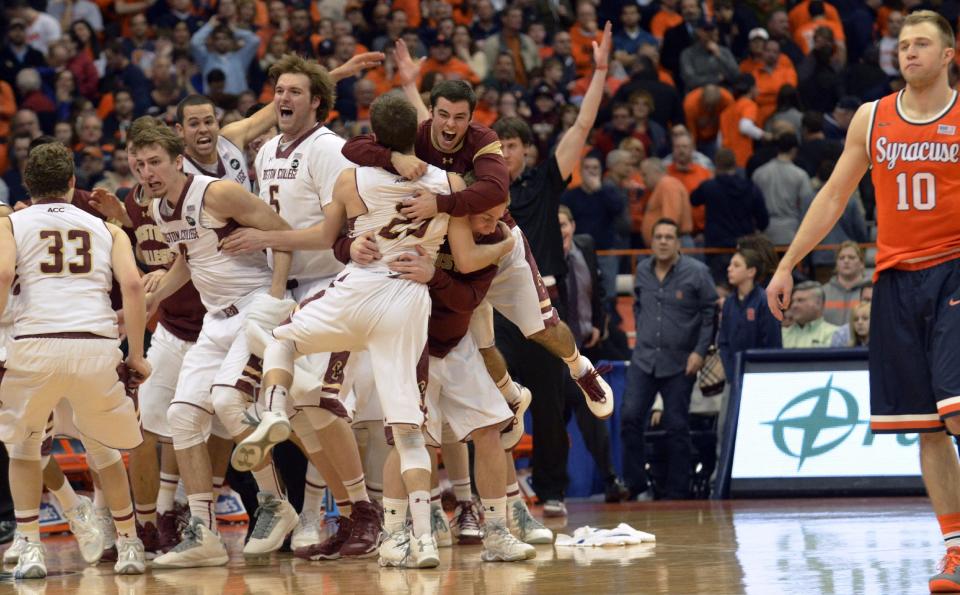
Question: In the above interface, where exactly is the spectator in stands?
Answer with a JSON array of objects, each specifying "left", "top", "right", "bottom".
[
  {"left": 831, "top": 282, "right": 872, "bottom": 347},
  {"left": 0, "top": 18, "right": 47, "bottom": 92},
  {"left": 741, "top": 27, "right": 769, "bottom": 72},
  {"left": 373, "top": 10, "right": 406, "bottom": 52},
  {"left": 614, "top": 3, "right": 656, "bottom": 71},
  {"left": 623, "top": 218, "right": 717, "bottom": 500},
  {"left": 821, "top": 241, "right": 869, "bottom": 326},
  {"left": 764, "top": 85, "right": 803, "bottom": 138},
  {"left": 102, "top": 41, "right": 151, "bottom": 115},
  {"left": 679, "top": 18, "right": 739, "bottom": 91},
  {"left": 156, "top": 0, "right": 204, "bottom": 33},
  {"left": 10, "top": 109, "right": 42, "bottom": 141},
  {"left": 53, "top": 120, "right": 73, "bottom": 147},
  {"left": 719, "top": 73, "right": 769, "bottom": 168},
  {"left": 288, "top": 7, "right": 320, "bottom": 58},
  {"left": 613, "top": 55, "right": 682, "bottom": 130},
  {"left": 666, "top": 129, "right": 713, "bottom": 238},
  {"left": 846, "top": 303, "right": 870, "bottom": 347},
  {"left": 630, "top": 92, "right": 669, "bottom": 157},
  {"left": 661, "top": 0, "right": 702, "bottom": 83},
  {"left": 766, "top": 9, "right": 803, "bottom": 67},
  {"left": 76, "top": 145, "right": 105, "bottom": 189},
  {"left": 73, "top": 112, "right": 106, "bottom": 153},
  {"left": 683, "top": 84, "right": 732, "bottom": 159},
  {"left": 9, "top": 0, "right": 61, "bottom": 55},
  {"left": 453, "top": 25, "right": 488, "bottom": 81},
  {"left": 96, "top": 145, "right": 136, "bottom": 194},
  {"left": 190, "top": 16, "right": 260, "bottom": 95},
  {"left": 752, "top": 132, "right": 813, "bottom": 246},
  {"left": 691, "top": 148, "right": 768, "bottom": 281},
  {"left": 15, "top": 68, "right": 54, "bottom": 131},
  {"left": 561, "top": 155, "right": 625, "bottom": 307},
  {"left": 470, "top": 0, "right": 499, "bottom": 40},
  {"left": 483, "top": 6, "right": 540, "bottom": 86},
  {"left": 52, "top": 69, "right": 76, "bottom": 122},
  {"left": 782, "top": 281, "right": 838, "bottom": 348},
  {"left": 69, "top": 20, "right": 101, "bottom": 66},
  {"left": 650, "top": 0, "right": 681, "bottom": 42},
  {"left": 749, "top": 39, "right": 798, "bottom": 126},
  {"left": 47, "top": 0, "right": 103, "bottom": 33},
  {"left": 2, "top": 133, "right": 32, "bottom": 204},
  {"left": 798, "top": 25, "right": 844, "bottom": 114},
  {"left": 713, "top": 0, "right": 756, "bottom": 59},
  {"left": 569, "top": 1, "right": 601, "bottom": 78},
  {"left": 547, "top": 30, "right": 577, "bottom": 88},
  {"left": 845, "top": 45, "right": 889, "bottom": 103},
  {"left": 878, "top": 10, "right": 903, "bottom": 77},
  {"left": 58, "top": 36, "right": 99, "bottom": 102},
  {"left": 663, "top": 124, "right": 713, "bottom": 171},
  {"left": 718, "top": 248, "right": 782, "bottom": 379},
  {"left": 103, "top": 89, "right": 136, "bottom": 144},
  {"left": 421, "top": 35, "right": 479, "bottom": 86},
  {"left": 796, "top": 110, "right": 842, "bottom": 177},
  {"left": 810, "top": 159, "right": 869, "bottom": 273},
  {"left": 745, "top": 119, "right": 796, "bottom": 177},
  {"left": 794, "top": 2, "right": 846, "bottom": 65},
  {"left": 641, "top": 158, "right": 693, "bottom": 249},
  {"left": 823, "top": 96, "right": 860, "bottom": 143}
]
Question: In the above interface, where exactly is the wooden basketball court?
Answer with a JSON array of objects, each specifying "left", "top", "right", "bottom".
[{"left": 0, "top": 498, "right": 944, "bottom": 594}]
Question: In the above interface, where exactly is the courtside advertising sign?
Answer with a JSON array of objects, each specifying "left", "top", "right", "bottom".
[{"left": 731, "top": 370, "right": 921, "bottom": 480}]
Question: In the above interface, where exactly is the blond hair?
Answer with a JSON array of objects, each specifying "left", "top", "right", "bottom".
[
  {"left": 268, "top": 54, "right": 335, "bottom": 123},
  {"left": 129, "top": 121, "right": 185, "bottom": 160},
  {"left": 848, "top": 302, "right": 871, "bottom": 347},
  {"left": 902, "top": 9, "right": 955, "bottom": 49}
]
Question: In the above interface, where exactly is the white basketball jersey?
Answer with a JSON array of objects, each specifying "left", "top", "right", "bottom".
[
  {"left": 151, "top": 175, "right": 272, "bottom": 311},
  {"left": 182, "top": 136, "right": 251, "bottom": 191},
  {"left": 352, "top": 165, "right": 452, "bottom": 270},
  {"left": 255, "top": 123, "right": 352, "bottom": 280},
  {"left": 8, "top": 203, "right": 117, "bottom": 338}
]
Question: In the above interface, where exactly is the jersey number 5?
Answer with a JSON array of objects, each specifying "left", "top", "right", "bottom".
[
  {"left": 896, "top": 172, "right": 936, "bottom": 211},
  {"left": 39, "top": 229, "right": 92, "bottom": 274}
]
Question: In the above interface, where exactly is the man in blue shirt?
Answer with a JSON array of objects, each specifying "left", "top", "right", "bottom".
[
  {"left": 622, "top": 218, "right": 717, "bottom": 500},
  {"left": 190, "top": 16, "right": 260, "bottom": 96}
]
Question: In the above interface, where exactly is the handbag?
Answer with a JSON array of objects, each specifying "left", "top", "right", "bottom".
[{"left": 698, "top": 344, "right": 726, "bottom": 397}]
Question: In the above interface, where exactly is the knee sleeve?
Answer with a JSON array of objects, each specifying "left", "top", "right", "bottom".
[
  {"left": 211, "top": 386, "right": 251, "bottom": 438},
  {"left": 391, "top": 425, "right": 430, "bottom": 474},
  {"left": 8, "top": 434, "right": 43, "bottom": 461},
  {"left": 263, "top": 338, "right": 296, "bottom": 379},
  {"left": 82, "top": 437, "right": 122, "bottom": 471},
  {"left": 291, "top": 412, "right": 323, "bottom": 454},
  {"left": 168, "top": 402, "right": 210, "bottom": 450}
]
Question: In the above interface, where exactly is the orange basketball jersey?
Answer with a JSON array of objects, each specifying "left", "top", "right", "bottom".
[{"left": 869, "top": 89, "right": 960, "bottom": 273}]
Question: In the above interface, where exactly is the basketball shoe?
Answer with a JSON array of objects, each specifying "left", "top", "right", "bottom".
[
  {"left": 340, "top": 500, "right": 382, "bottom": 558},
  {"left": 501, "top": 384, "right": 532, "bottom": 450},
  {"left": 931, "top": 546, "right": 960, "bottom": 592},
  {"left": 152, "top": 517, "right": 228, "bottom": 568},
  {"left": 573, "top": 363, "right": 614, "bottom": 419},
  {"left": 156, "top": 510, "right": 180, "bottom": 552},
  {"left": 3, "top": 532, "right": 25, "bottom": 564},
  {"left": 231, "top": 410, "right": 291, "bottom": 472},
  {"left": 481, "top": 521, "right": 536, "bottom": 562},
  {"left": 64, "top": 496, "right": 105, "bottom": 564},
  {"left": 451, "top": 500, "right": 482, "bottom": 544},
  {"left": 242, "top": 493, "right": 298, "bottom": 559},
  {"left": 114, "top": 536, "right": 146, "bottom": 575},
  {"left": 294, "top": 515, "right": 352, "bottom": 560},
  {"left": 96, "top": 507, "right": 117, "bottom": 562},
  {"left": 509, "top": 500, "right": 553, "bottom": 544},
  {"left": 431, "top": 503, "right": 452, "bottom": 548},
  {"left": 290, "top": 510, "right": 323, "bottom": 550},
  {"left": 12, "top": 540, "right": 45, "bottom": 579}
]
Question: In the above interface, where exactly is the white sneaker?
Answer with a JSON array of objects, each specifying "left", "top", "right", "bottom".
[
  {"left": 231, "top": 411, "right": 291, "bottom": 472},
  {"left": 153, "top": 517, "right": 228, "bottom": 568},
  {"left": 430, "top": 504, "right": 452, "bottom": 548},
  {"left": 96, "top": 507, "right": 117, "bottom": 550},
  {"left": 114, "top": 536, "right": 146, "bottom": 575},
  {"left": 405, "top": 533, "right": 440, "bottom": 569},
  {"left": 378, "top": 527, "right": 410, "bottom": 567},
  {"left": 13, "top": 540, "right": 46, "bottom": 579},
  {"left": 501, "top": 384, "right": 532, "bottom": 450},
  {"left": 242, "top": 493, "right": 298, "bottom": 558},
  {"left": 481, "top": 521, "right": 536, "bottom": 562},
  {"left": 572, "top": 361, "right": 614, "bottom": 419},
  {"left": 290, "top": 510, "right": 323, "bottom": 550},
  {"left": 64, "top": 496, "right": 105, "bottom": 564},
  {"left": 4, "top": 531, "right": 26, "bottom": 563},
  {"left": 509, "top": 500, "right": 553, "bottom": 544}
]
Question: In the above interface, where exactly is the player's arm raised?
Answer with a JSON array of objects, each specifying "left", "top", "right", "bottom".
[
  {"left": 220, "top": 101, "right": 278, "bottom": 151},
  {"left": 395, "top": 39, "right": 430, "bottom": 123},
  {"left": 766, "top": 102, "right": 873, "bottom": 319},
  {"left": 206, "top": 180, "right": 293, "bottom": 299},
  {"left": 445, "top": 174, "right": 515, "bottom": 272},
  {"left": 0, "top": 217, "right": 14, "bottom": 317},
  {"left": 109, "top": 223, "right": 150, "bottom": 379}
]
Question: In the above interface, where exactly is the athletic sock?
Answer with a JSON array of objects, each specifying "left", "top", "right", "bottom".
[
  {"left": 343, "top": 474, "right": 370, "bottom": 504},
  {"left": 251, "top": 464, "right": 283, "bottom": 498},
  {"left": 496, "top": 373, "right": 522, "bottom": 406},
  {"left": 157, "top": 473, "right": 179, "bottom": 515},
  {"left": 429, "top": 486, "right": 442, "bottom": 508},
  {"left": 481, "top": 497, "right": 507, "bottom": 527},
  {"left": 562, "top": 348, "right": 590, "bottom": 378},
  {"left": 92, "top": 487, "right": 106, "bottom": 509},
  {"left": 212, "top": 475, "right": 226, "bottom": 497},
  {"left": 506, "top": 482, "right": 522, "bottom": 507},
  {"left": 452, "top": 478, "right": 472, "bottom": 503},
  {"left": 382, "top": 497, "right": 408, "bottom": 533},
  {"left": 939, "top": 513, "right": 960, "bottom": 548},
  {"left": 337, "top": 500, "right": 352, "bottom": 519},
  {"left": 409, "top": 491, "right": 431, "bottom": 538},
  {"left": 51, "top": 480, "right": 80, "bottom": 512},
  {"left": 187, "top": 493, "right": 216, "bottom": 531},
  {"left": 303, "top": 465, "right": 326, "bottom": 516},
  {"left": 112, "top": 504, "right": 136, "bottom": 539},
  {"left": 15, "top": 509, "right": 41, "bottom": 543},
  {"left": 263, "top": 385, "right": 289, "bottom": 414},
  {"left": 135, "top": 504, "right": 157, "bottom": 527}
]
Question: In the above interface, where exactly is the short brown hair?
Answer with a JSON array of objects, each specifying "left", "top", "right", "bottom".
[
  {"left": 492, "top": 116, "right": 533, "bottom": 146},
  {"left": 176, "top": 94, "right": 216, "bottom": 124},
  {"left": 902, "top": 9, "right": 955, "bottom": 49},
  {"left": 24, "top": 142, "right": 74, "bottom": 200},
  {"left": 268, "top": 53, "right": 335, "bottom": 123},
  {"left": 129, "top": 115, "right": 164, "bottom": 143},
  {"left": 129, "top": 121, "right": 185, "bottom": 160},
  {"left": 370, "top": 94, "right": 418, "bottom": 153}
]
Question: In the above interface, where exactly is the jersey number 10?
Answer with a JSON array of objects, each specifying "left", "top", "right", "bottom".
[{"left": 896, "top": 172, "right": 936, "bottom": 211}]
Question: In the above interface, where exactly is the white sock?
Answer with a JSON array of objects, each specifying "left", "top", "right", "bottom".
[
  {"left": 93, "top": 487, "right": 106, "bottom": 509},
  {"left": 452, "top": 479, "right": 472, "bottom": 503},
  {"left": 157, "top": 473, "right": 179, "bottom": 515},
  {"left": 263, "top": 384, "right": 289, "bottom": 414},
  {"left": 212, "top": 475, "right": 226, "bottom": 497},
  {"left": 51, "top": 480, "right": 80, "bottom": 512},
  {"left": 187, "top": 493, "right": 216, "bottom": 531},
  {"left": 496, "top": 374, "right": 521, "bottom": 406},
  {"left": 15, "top": 509, "right": 41, "bottom": 542},
  {"left": 383, "top": 497, "right": 408, "bottom": 533},
  {"left": 303, "top": 465, "right": 326, "bottom": 516},
  {"left": 343, "top": 474, "right": 370, "bottom": 504},
  {"left": 409, "top": 491, "right": 431, "bottom": 538},
  {"left": 562, "top": 348, "right": 590, "bottom": 378},
  {"left": 251, "top": 464, "right": 283, "bottom": 498},
  {"left": 481, "top": 496, "right": 507, "bottom": 527},
  {"left": 135, "top": 504, "right": 157, "bottom": 526},
  {"left": 112, "top": 504, "right": 136, "bottom": 539},
  {"left": 430, "top": 486, "right": 442, "bottom": 509},
  {"left": 337, "top": 500, "right": 352, "bottom": 518},
  {"left": 506, "top": 482, "right": 522, "bottom": 506}
]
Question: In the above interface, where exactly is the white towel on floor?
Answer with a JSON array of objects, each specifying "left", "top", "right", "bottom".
[{"left": 554, "top": 523, "right": 656, "bottom": 547}]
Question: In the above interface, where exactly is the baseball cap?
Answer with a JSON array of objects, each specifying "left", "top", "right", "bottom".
[{"left": 748, "top": 28, "right": 769, "bottom": 41}]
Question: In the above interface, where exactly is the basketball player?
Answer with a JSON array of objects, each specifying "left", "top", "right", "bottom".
[
  {"left": 342, "top": 42, "right": 614, "bottom": 427},
  {"left": 127, "top": 123, "right": 296, "bottom": 568},
  {"left": 0, "top": 142, "right": 149, "bottom": 578},
  {"left": 244, "top": 94, "right": 514, "bottom": 568},
  {"left": 765, "top": 11, "right": 960, "bottom": 593}
]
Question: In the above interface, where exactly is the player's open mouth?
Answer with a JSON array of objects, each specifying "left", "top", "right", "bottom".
[
  {"left": 197, "top": 137, "right": 212, "bottom": 147},
  {"left": 441, "top": 131, "right": 456, "bottom": 143},
  {"left": 279, "top": 107, "right": 294, "bottom": 119}
]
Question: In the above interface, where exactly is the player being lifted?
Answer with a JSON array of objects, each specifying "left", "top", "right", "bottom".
[{"left": 765, "top": 11, "right": 960, "bottom": 593}]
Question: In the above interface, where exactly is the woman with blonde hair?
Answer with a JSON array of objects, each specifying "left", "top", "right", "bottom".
[{"left": 846, "top": 302, "right": 870, "bottom": 347}]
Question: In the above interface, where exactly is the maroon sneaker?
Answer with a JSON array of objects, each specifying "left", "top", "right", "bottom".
[
  {"left": 294, "top": 516, "right": 352, "bottom": 561},
  {"left": 340, "top": 501, "right": 382, "bottom": 558},
  {"left": 573, "top": 363, "right": 614, "bottom": 419},
  {"left": 137, "top": 521, "right": 161, "bottom": 554},
  {"left": 451, "top": 500, "right": 483, "bottom": 545},
  {"left": 100, "top": 545, "right": 117, "bottom": 562},
  {"left": 157, "top": 511, "right": 181, "bottom": 553}
]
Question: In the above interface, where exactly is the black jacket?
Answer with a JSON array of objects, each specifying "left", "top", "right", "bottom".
[
  {"left": 661, "top": 22, "right": 694, "bottom": 83},
  {"left": 569, "top": 234, "right": 606, "bottom": 336}
]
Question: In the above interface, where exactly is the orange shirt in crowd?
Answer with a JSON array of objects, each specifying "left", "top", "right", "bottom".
[
  {"left": 390, "top": 0, "right": 422, "bottom": 28},
  {"left": 684, "top": 86, "right": 733, "bottom": 144},
  {"left": 788, "top": 1, "right": 840, "bottom": 33},
  {"left": 0, "top": 80, "right": 15, "bottom": 140},
  {"left": 719, "top": 96, "right": 760, "bottom": 168},
  {"left": 569, "top": 25, "right": 601, "bottom": 78},
  {"left": 658, "top": 67, "right": 675, "bottom": 88},
  {"left": 472, "top": 101, "right": 498, "bottom": 127},
  {"left": 419, "top": 57, "right": 480, "bottom": 85},
  {"left": 642, "top": 175, "right": 693, "bottom": 245},
  {"left": 744, "top": 56, "right": 797, "bottom": 125},
  {"left": 650, "top": 9, "right": 682, "bottom": 40},
  {"left": 667, "top": 162, "right": 712, "bottom": 234},
  {"left": 795, "top": 18, "right": 845, "bottom": 54},
  {"left": 366, "top": 67, "right": 401, "bottom": 96}
]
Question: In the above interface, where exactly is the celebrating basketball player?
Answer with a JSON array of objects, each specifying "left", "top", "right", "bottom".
[{"left": 765, "top": 11, "right": 960, "bottom": 592}]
